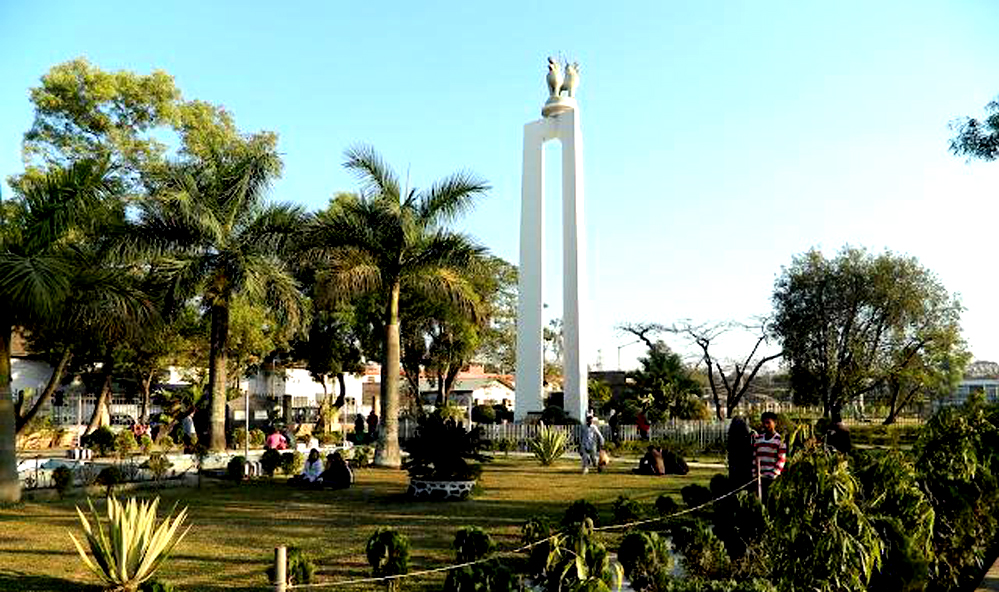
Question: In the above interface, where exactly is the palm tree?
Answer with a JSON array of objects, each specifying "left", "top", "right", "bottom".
[
  {"left": 305, "top": 145, "right": 490, "bottom": 468},
  {"left": 126, "top": 139, "right": 304, "bottom": 451},
  {"left": 0, "top": 158, "right": 116, "bottom": 502}
]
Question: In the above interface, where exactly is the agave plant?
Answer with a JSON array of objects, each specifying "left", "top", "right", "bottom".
[
  {"left": 529, "top": 423, "right": 568, "bottom": 466},
  {"left": 68, "top": 496, "right": 190, "bottom": 592}
]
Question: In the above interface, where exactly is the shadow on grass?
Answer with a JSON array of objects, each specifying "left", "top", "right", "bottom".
[{"left": 0, "top": 570, "right": 98, "bottom": 592}]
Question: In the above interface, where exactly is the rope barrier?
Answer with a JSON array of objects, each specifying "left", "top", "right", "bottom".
[{"left": 284, "top": 476, "right": 760, "bottom": 590}]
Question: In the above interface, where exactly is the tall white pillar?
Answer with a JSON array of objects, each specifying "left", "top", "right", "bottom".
[{"left": 516, "top": 107, "right": 588, "bottom": 422}]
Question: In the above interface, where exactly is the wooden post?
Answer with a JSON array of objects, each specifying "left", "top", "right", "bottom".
[{"left": 274, "top": 545, "right": 287, "bottom": 592}]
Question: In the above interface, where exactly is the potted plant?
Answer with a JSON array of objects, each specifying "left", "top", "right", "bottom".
[{"left": 403, "top": 412, "right": 490, "bottom": 501}]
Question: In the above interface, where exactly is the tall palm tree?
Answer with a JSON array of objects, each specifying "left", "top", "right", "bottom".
[
  {"left": 126, "top": 139, "right": 304, "bottom": 451},
  {"left": 0, "top": 158, "right": 116, "bottom": 502},
  {"left": 305, "top": 145, "right": 490, "bottom": 468}
]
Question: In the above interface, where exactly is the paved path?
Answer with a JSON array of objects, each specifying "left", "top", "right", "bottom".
[{"left": 978, "top": 555, "right": 999, "bottom": 592}]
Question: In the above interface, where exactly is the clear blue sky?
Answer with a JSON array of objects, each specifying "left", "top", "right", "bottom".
[{"left": 2, "top": 1, "right": 998, "bottom": 370}]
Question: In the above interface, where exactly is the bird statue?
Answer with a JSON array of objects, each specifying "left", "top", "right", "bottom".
[
  {"left": 561, "top": 61, "right": 580, "bottom": 98},
  {"left": 546, "top": 57, "right": 563, "bottom": 100}
]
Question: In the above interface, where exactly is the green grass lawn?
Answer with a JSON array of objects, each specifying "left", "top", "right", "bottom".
[{"left": 0, "top": 456, "right": 718, "bottom": 591}]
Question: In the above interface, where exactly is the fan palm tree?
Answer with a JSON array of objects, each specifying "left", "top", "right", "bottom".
[
  {"left": 125, "top": 139, "right": 304, "bottom": 451},
  {"left": 305, "top": 145, "right": 490, "bottom": 468},
  {"left": 0, "top": 158, "right": 116, "bottom": 502}
]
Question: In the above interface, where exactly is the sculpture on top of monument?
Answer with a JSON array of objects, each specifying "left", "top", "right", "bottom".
[{"left": 543, "top": 57, "right": 580, "bottom": 117}]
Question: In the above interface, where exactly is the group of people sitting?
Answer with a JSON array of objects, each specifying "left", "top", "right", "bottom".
[{"left": 290, "top": 449, "right": 353, "bottom": 489}]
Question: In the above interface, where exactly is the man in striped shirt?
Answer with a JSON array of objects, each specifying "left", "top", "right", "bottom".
[{"left": 753, "top": 411, "right": 787, "bottom": 501}]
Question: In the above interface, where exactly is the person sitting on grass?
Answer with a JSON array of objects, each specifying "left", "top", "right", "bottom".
[
  {"left": 298, "top": 448, "right": 324, "bottom": 486},
  {"left": 633, "top": 445, "right": 665, "bottom": 476},
  {"left": 321, "top": 451, "right": 353, "bottom": 489}
]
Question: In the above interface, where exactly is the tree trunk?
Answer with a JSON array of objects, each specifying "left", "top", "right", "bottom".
[
  {"left": 374, "top": 282, "right": 402, "bottom": 468},
  {"left": 140, "top": 369, "right": 154, "bottom": 424},
  {"left": 318, "top": 379, "right": 330, "bottom": 434},
  {"left": 0, "top": 322, "right": 21, "bottom": 502},
  {"left": 85, "top": 360, "right": 115, "bottom": 435},
  {"left": 207, "top": 300, "right": 230, "bottom": 452},
  {"left": 16, "top": 348, "right": 72, "bottom": 434}
]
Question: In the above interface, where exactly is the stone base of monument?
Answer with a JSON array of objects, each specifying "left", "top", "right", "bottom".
[
  {"left": 407, "top": 478, "right": 476, "bottom": 501},
  {"left": 542, "top": 96, "right": 577, "bottom": 117}
]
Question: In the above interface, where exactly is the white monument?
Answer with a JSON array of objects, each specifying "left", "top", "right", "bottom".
[{"left": 516, "top": 57, "right": 588, "bottom": 421}]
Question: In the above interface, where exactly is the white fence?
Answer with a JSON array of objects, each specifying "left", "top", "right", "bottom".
[{"left": 398, "top": 418, "right": 731, "bottom": 453}]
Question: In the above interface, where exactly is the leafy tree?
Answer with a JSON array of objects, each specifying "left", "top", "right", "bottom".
[
  {"left": 294, "top": 303, "right": 364, "bottom": 433},
  {"left": 771, "top": 247, "right": 966, "bottom": 422},
  {"left": 949, "top": 95, "right": 999, "bottom": 161},
  {"left": 123, "top": 136, "right": 305, "bottom": 451},
  {"left": 624, "top": 342, "right": 703, "bottom": 422},
  {"left": 474, "top": 257, "right": 518, "bottom": 374},
  {"left": 303, "top": 145, "right": 489, "bottom": 468}
]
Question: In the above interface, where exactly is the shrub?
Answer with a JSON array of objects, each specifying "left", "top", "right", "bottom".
[
  {"left": 280, "top": 451, "right": 304, "bottom": 476},
  {"left": 232, "top": 427, "right": 247, "bottom": 448},
  {"left": 521, "top": 515, "right": 555, "bottom": 577},
  {"left": 562, "top": 499, "right": 599, "bottom": 528},
  {"left": 69, "top": 496, "right": 190, "bottom": 592},
  {"left": 540, "top": 518, "right": 619, "bottom": 591},
  {"left": 250, "top": 428, "right": 266, "bottom": 447},
  {"left": 260, "top": 449, "right": 282, "bottom": 477},
  {"left": 444, "top": 527, "right": 515, "bottom": 592},
  {"left": 157, "top": 434, "right": 176, "bottom": 451},
  {"left": 366, "top": 528, "right": 409, "bottom": 591},
  {"left": 669, "top": 520, "right": 732, "bottom": 580},
  {"left": 493, "top": 438, "right": 516, "bottom": 456},
  {"left": 528, "top": 423, "right": 567, "bottom": 466},
  {"left": 139, "top": 580, "right": 177, "bottom": 592},
  {"left": 227, "top": 456, "right": 246, "bottom": 482},
  {"left": 139, "top": 434, "right": 154, "bottom": 454},
  {"left": 403, "top": 412, "right": 490, "bottom": 481},
  {"left": 618, "top": 531, "right": 674, "bottom": 592},
  {"left": 75, "top": 463, "right": 100, "bottom": 487},
  {"left": 471, "top": 404, "right": 496, "bottom": 424},
  {"left": 53, "top": 466, "right": 74, "bottom": 498},
  {"left": 540, "top": 405, "right": 579, "bottom": 425},
  {"left": 352, "top": 445, "right": 373, "bottom": 467},
  {"left": 612, "top": 495, "right": 645, "bottom": 524},
  {"left": 266, "top": 547, "right": 316, "bottom": 586},
  {"left": 96, "top": 466, "right": 123, "bottom": 496},
  {"left": 317, "top": 431, "right": 343, "bottom": 446},
  {"left": 143, "top": 453, "right": 173, "bottom": 482},
  {"left": 114, "top": 430, "right": 138, "bottom": 458},
  {"left": 655, "top": 494, "right": 680, "bottom": 517},
  {"left": 82, "top": 426, "right": 116, "bottom": 457}
]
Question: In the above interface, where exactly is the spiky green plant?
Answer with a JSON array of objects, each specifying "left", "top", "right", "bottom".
[
  {"left": 68, "top": 496, "right": 190, "bottom": 592},
  {"left": 529, "top": 423, "right": 567, "bottom": 466}
]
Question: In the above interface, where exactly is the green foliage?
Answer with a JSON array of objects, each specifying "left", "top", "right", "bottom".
[
  {"left": 52, "top": 466, "right": 73, "bottom": 498},
  {"left": 227, "top": 456, "right": 246, "bottom": 482},
  {"left": 669, "top": 520, "right": 732, "bottom": 580},
  {"left": 538, "top": 518, "right": 620, "bottom": 592},
  {"left": 540, "top": 405, "right": 580, "bottom": 425},
  {"left": 492, "top": 438, "right": 516, "bottom": 456},
  {"left": 68, "top": 496, "right": 190, "bottom": 592},
  {"left": 562, "top": 499, "right": 600, "bottom": 528},
  {"left": 366, "top": 528, "right": 410, "bottom": 591},
  {"left": 625, "top": 343, "right": 703, "bottom": 422},
  {"left": 157, "top": 435, "right": 175, "bottom": 451},
  {"left": 949, "top": 95, "right": 999, "bottom": 161},
  {"left": 772, "top": 246, "right": 966, "bottom": 420},
  {"left": 654, "top": 580, "right": 776, "bottom": 592},
  {"left": 318, "top": 431, "right": 344, "bottom": 446},
  {"left": 139, "top": 435, "right": 154, "bottom": 454},
  {"left": 914, "top": 398, "right": 999, "bottom": 591},
  {"left": 444, "top": 527, "right": 516, "bottom": 592},
  {"left": 403, "top": 412, "right": 490, "bottom": 481},
  {"left": 471, "top": 404, "right": 496, "bottom": 424},
  {"left": 768, "top": 444, "right": 883, "bottom": 592},
  {"left": 266, "top": 547, "right": 316, "bottom": 586},
  {"left": 232, "top": 428, "right": 247, "bottom": 448},
  {"left": 115, "top": 430, "right": 138, "bottom": 457},
  {"left": 351, "top": 445, "right": 374, "bottom": 467},
  {"left": 249, "top": 428, "right": 266, "bottom": 447},
  {"left": 612, "top": 495, "right": 646, "bottom": 525},
  {"left": 82, "top": 426, "right": 116, "bottom": 457},
  {"left": 260, "top": 449, "right": 282, "bottom": 477},
  {"left": 655, "top": 494, "right": 681, "bottom": 517},
  {"left": 280, "top": 451, "right": 304, "bottom": 476},
  {"left": 142, "top": 453, "right": 173, "bottom": 482},
  {"left": 529, "top": 423, "right": 568, "bottom": 466},
  {"left": 139, "top": 579, "right": 177, "bottom": 592},
  {"left": 618, "top": 531, "right": 674, "bottom": 592},
  {"left": 96, "top": 466, "right": 123, "bottom": 495}
]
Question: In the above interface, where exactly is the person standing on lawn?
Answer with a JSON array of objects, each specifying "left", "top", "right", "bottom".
[
  {"left": 580, "top": 415, "right": 605, "bottom": 474},
  {"left": 753, "top": 411, "right": 787, "bottom": 502}
]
